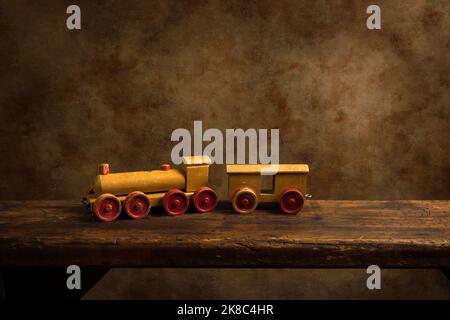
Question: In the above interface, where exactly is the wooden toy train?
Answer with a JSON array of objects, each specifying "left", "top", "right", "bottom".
[{"left": 83, "top": 156, "right": 309, "bottom": 222}]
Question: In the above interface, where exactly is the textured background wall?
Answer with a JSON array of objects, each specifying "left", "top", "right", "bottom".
[{"left": 0, "top": 0, "right": 449, "bottom": 298}]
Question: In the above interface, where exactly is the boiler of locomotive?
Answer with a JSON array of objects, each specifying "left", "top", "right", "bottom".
[{"left": 92, "top": 164, "right": 186, "bottom": 196}]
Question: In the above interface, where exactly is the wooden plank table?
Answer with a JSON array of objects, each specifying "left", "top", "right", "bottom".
[
  {"left": 0, "top": 200, "right": 449, "bottom": 268},
  {"left": 0, "top": 200, "right": 449, "bottom": 298}
]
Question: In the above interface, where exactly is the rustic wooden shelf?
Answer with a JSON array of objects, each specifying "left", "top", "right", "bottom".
[{"left": 0, "top": 200, "right": 449, "bottom": 268}]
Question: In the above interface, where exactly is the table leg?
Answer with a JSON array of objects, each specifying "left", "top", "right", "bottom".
[{"left": 441, "top": 269, "right": 450, "bottom": 281}]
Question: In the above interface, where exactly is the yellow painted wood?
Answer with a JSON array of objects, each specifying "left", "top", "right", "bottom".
[
  {"left": 93, "top": 169, "right": 186, "bottom": 196},
  {"left": 184, "top": 164, "right": 209, "bottom": 192},
  {"left": 259, "top": 193, "right": 279, "bottom": 202},
  {"left": 227, "top": 165, "right": 309, "bottom": 203},
  {"left": 226, "top": 164, "right": 309, "bottom": 174},
  {"left": 274, "top": 173, "right": 308, "bottom": 196},
  {"left": 228, "top": 173, "right": 261, "bottom": 198},
  {"left": 182, "top": 155, "right": 212, "bottom": 165}
]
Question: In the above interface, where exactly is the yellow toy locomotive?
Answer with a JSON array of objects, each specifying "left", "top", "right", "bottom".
[
  {"left": 84, "top": 156, "right": 217, "bottom": 221},
  {"left": 84, "top": 156, "right": 309, "bottom": 221}
]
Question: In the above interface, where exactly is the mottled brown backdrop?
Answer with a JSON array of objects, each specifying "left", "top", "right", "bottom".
[{"left": 0, "top": 0, "right": 449, "bottom": 298}]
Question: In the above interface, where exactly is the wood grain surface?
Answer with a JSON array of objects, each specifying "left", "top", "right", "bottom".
[{"left": 0, "top": 200, "right": 448, "bottom": 268}]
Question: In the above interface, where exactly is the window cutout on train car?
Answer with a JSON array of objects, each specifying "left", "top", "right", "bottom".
[{"left": 261, "top": 174, "right": 274, "bottom": 194}]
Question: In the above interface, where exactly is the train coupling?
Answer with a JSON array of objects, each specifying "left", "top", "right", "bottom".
[{"left": 81, "top": 197, "right": 90, "bottom": 212}]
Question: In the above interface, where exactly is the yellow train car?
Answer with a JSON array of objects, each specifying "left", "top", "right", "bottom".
[
  {"left": 83, "top": 156, "right": 217, "bottom": 221},
  {"left": 226, "top": 164, "right": 309, "bottom": 214}
]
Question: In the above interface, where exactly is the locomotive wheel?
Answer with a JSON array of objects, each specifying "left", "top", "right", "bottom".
[
  {"left": 124, "top": 191, "right": 151, "bottom": 219},
  {"left": 192, "top": 186, "right": 218, "bottom": 213},
  {"left": 231, "top": 187, "right": 258, "bottom": 214},
  {"left": 279, "top": 188, "right": 305, "bottom": 214},
  {"left": 162, "top": 188, "right": 189, "bottom": 216},
  {"left": 93, "top": 193, "right": 121, "bottom": 222}
]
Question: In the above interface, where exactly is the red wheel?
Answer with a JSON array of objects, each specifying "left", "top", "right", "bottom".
[
  {"left": 231, "top": 187, "right": 258, "bottom": 214},
  {"left": 279, "top": 188, "right": 304, "bottom": 214},
  {"left": 193, "top": 187, "right": 218, "bottom": 213},
  {"left": 93, "top": 193, "right": 121, "bottom": 222},
  {"left": 162, "top": 188, "right": 189, "bottom": 216},
  {"left": 124, "top": 191, "right": 151, "bottom": 219}
]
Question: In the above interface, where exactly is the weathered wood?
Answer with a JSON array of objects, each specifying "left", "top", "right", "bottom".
[{"left": 0, "top": 200, "right": 448, "bottom": 268}]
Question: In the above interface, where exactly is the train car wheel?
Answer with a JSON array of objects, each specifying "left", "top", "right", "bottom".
[
  {"left": 93, "top": 193, "right": 121, "bottom": 222},
  {"left": 231, "top": 187, "right": 258, "bottom": 214},
  {"left": 162, "top": 188, "right": 189, "bottom": 216},
  {"left": 124, "top": 191, "right": 151, "bottom": 219},
  {"left": 279, "top": 188, "right": 304, "bottom": 214},
  {"left": 193, "top": 186, "right": 218, "bottom": 213}
]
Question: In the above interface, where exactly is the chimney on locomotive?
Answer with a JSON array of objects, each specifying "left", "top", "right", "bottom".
[{"left": 98, "top": 163, "right": 110, "bottom": 175}]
